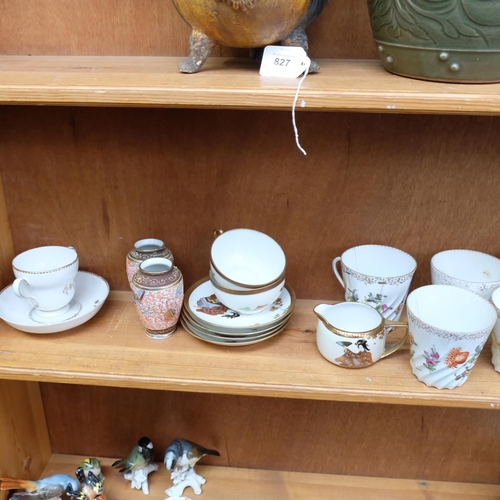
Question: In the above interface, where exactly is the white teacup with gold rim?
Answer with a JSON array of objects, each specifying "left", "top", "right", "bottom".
[
  {"left": 12, "top": 246, "right": 79, "bottom": 318},
  {"left": 407, "top": 285, "right": 497, "bottom": 389},
  {"left": 314, "top": 302, "right": 408, "bottom": 369},
  {"left": 332, "top": 244, "right": 417, "bottom": 321}
]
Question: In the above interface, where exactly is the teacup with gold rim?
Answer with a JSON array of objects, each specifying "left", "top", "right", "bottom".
[
  {"left": 12, "top": 245, "right": 79, "bottom": 318},
  {"left": 407, "top": 285, "right": 497, "bottom": 389},
  {"left": 332, "top": 244, "right": 417, "bottom": 321},
  {"left": 314, "top": 302, "right": 408, "bottom": 369}
]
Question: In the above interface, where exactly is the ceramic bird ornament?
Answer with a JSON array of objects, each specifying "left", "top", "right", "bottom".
[
  {"left": 0, "top": 473, "right": 79, "bottom": 500},
  {"left": 164, "top": 438, "right": 220, "bottom": 497},
  {"left": 112, "top": 436, "right": 154, "bottom": 473},
  {"left": 79, "top": 458, "right": 104, "bottom": 484},
  {"left": 113, "top": 436, "right": 158, "bottom": 495},
  {"left": 66, "top": 469, "right": 103, "bottom": 500}
]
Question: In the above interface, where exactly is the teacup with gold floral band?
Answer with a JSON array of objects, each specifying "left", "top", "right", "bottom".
[
  {"left": 314, "top": 302, "right": 408, "bottom": 368},
  {"left": 332, "top": 244, "right": 417, "bottom": 321},
  {"left": 407, "top": 285, "right": 497, "bottom": 389},
  {"left": 489, "top": 286, "right": 500, "bottom": 374}
]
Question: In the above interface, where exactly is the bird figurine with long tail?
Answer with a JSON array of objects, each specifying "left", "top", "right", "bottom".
[
  {"left": 164, "top": 438, "right": 220, "bottom": 497},
  {"left": 112, "top": 436, "right": 158, "bottom": 495},
  {"left": 0, "top": 473, "right": 79, "bottom": 499}
]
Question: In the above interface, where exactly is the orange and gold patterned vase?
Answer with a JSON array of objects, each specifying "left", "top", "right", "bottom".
[
  {"left": 126, "top": 238, "right": 174, "bottom": 285},
  {"left": 131, "top": 258, "right": 184, "bottom": 339}
]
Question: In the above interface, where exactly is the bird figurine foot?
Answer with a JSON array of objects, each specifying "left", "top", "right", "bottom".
[
  {"left": 124, "top": 463, "right": 159, "bottom": 495},
  {"left": 165, "top": 468, "right": 205, "bottom": 497}
]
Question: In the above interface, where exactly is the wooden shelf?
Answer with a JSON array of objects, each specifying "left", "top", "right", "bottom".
[
  {"left": 41, "top": 454, "right": 500, "bottom": 500},
  {"left": 1, "top": 291, "right": 500, "bottom": 409},
  {"left": 1, "top": 55, "right": 500, "bottom": 114}
]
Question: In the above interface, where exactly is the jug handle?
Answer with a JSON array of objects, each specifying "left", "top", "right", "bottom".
[
  {"left": 332, "top": 257, "right": 345, "bottom": 288},
  {"left": 381, "top": 320, "right": 409, "bottom": 359}
]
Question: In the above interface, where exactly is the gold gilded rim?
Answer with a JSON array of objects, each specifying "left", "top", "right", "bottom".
[
  {"left": 13, "top": 256, "right": 78, "bottom": 275},
  {"left": 183, "top": 277, "right": 296, "bottom": 330},
  {"left": 210, "top": 258, "right": 286, "bottom": 290},
  {"left": 314, "top": 303, "right": 384, "bottom": 339},
  {"left": 210, "top": 272, "right": 285, "bottom": 295}
]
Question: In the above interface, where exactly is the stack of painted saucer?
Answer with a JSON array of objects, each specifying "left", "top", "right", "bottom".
[{"left": 181, "top": 278, "right": 296, "bottom": 346}]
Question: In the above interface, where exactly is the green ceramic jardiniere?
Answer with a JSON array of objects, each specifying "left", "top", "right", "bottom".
[{"left": 367, "top": 0, "right": 500, "bottom": 82}]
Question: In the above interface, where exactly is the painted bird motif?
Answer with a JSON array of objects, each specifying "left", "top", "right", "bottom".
[
  {"left": 164, "top": 438, "right": 220, "bottom": 472},
  {"left": 112, "top": 436, "right": 154, "bottom": 473},
  {"left": 0, "top": 474, "right": 79, "bottom": 500}
]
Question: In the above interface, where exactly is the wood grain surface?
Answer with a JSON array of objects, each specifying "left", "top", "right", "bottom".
[
  {"left": 0, "top": 107, "right": 499, "bottom": 296},
  {"left": 0, "top": 381, "right": 51, "bottom": 486},
  {"left": 42, "top": 454, "right": 500, "bottom": 498},
  {"left": 2, "top": 56, "right": 500, "bottom": 114},
  {"left": 0, "top": 0, "right": 377, "bottom": 60},
  {"left": 0, "top": 293, "right": 499, "bottom": 410}
]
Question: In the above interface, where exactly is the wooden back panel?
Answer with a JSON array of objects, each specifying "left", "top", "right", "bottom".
[
  {"left": 0, "top": 0, "right": 377, "bottom": 59},
  {"left": 41, "top": 383, "right": 500, "bottom": 484},
  {"left": 1, "top": 107, "right": 499, "bottom": 296}
]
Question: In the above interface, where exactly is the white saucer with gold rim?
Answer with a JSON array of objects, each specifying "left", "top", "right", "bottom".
[
  {"left": 185, "top": 278, "right": 295, "bottom": 331},
  {"left": 0, "top": 271, "right": 109, "bottom": 334}
]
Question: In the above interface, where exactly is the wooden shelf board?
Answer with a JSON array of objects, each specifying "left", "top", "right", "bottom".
[
  {"left": 41, "top": 454, "right": 500, "bottom": 500},
  {"left": 1, "top": 291, "right": 500, "bottom": 409},
  {"left": 1, "top": 55, "right": 500, "bottom": 114}
]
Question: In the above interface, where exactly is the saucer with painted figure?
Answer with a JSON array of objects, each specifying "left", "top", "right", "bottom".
[{"left": 185, "top": 278, "right": 295, "bottom": 332}]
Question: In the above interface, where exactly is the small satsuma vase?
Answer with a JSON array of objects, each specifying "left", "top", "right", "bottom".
[
  {"left": 131, "top": 257, "right": 183, "bottom": 339},
  {"left": 126, "top": 238, "right": 174, "bottom": 284}
]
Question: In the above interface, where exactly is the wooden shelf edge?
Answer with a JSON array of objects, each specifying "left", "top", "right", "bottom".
[
  {"left": 42, "top": 454, "right": 500, "bottom": 500},
  {"left": 1, "top": 293, "right": 500, "bottom": 410},
  {"left": 0, "top": 366, "right": 498, "bottom": 410},
  {"left": 1, "top": 55, "right": 500, "bottom": 114}
]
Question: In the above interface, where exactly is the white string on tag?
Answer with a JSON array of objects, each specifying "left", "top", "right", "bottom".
[{"left": 291, "top": 59, "right": 310, "bottom": 156}]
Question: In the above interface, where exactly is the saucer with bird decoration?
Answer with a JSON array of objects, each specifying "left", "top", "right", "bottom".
[{"left": 185, "top": 278, "right": 295, "bottom": 331}]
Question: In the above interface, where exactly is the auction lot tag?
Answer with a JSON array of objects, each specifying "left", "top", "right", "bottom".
[{"left": 259, "top": 46, "right": 310, "bottom": 78}]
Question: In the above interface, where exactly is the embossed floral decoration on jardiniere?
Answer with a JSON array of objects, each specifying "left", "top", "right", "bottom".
[{"left": 367, "top": 0, "right": 500, "bottom": 82}]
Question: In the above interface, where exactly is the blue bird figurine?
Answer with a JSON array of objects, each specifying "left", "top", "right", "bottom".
[
  {"left": 0, "top": 473, "right": 79, "bottom": 499},
  {"left": 164, "top": 438, "right": 220, "bottom": 472}
]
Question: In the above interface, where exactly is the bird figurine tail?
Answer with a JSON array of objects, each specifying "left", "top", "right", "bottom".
[
  {"left": 0, "top": 477, "right": 37, "bottom": 492},
  {"left": 201, "top": 447, "right": 220, "bottom": 457}
]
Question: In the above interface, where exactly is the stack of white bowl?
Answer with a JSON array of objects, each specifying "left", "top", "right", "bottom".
[{"left": 209, "top": 228, "right": 286, "bottom": 315}]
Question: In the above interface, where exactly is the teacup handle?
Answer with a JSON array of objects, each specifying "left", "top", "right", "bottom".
[
  {"left": 214, "top": 229, "right": 224, "bottom": 239},
  {"left": 381, "top": 320, "right": 409, "bottom": 359},
  {"left": 332, "top": 257, "right": 345, "bottom": 288},
  {"left": 12, "top": 278, "right": 39, "bottom": 307}
]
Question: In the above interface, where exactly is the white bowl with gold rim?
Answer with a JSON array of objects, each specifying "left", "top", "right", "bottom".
[
  {"left": 211, "top": 228, "right": 286, "bottom": 289},
  {"left": 210, "top": 272, "right": 285, "bottom": 315}
]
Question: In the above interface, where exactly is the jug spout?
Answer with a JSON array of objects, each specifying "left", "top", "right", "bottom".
[{"left": 313, "top": 303, "right": 332, "bottom": 328}]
